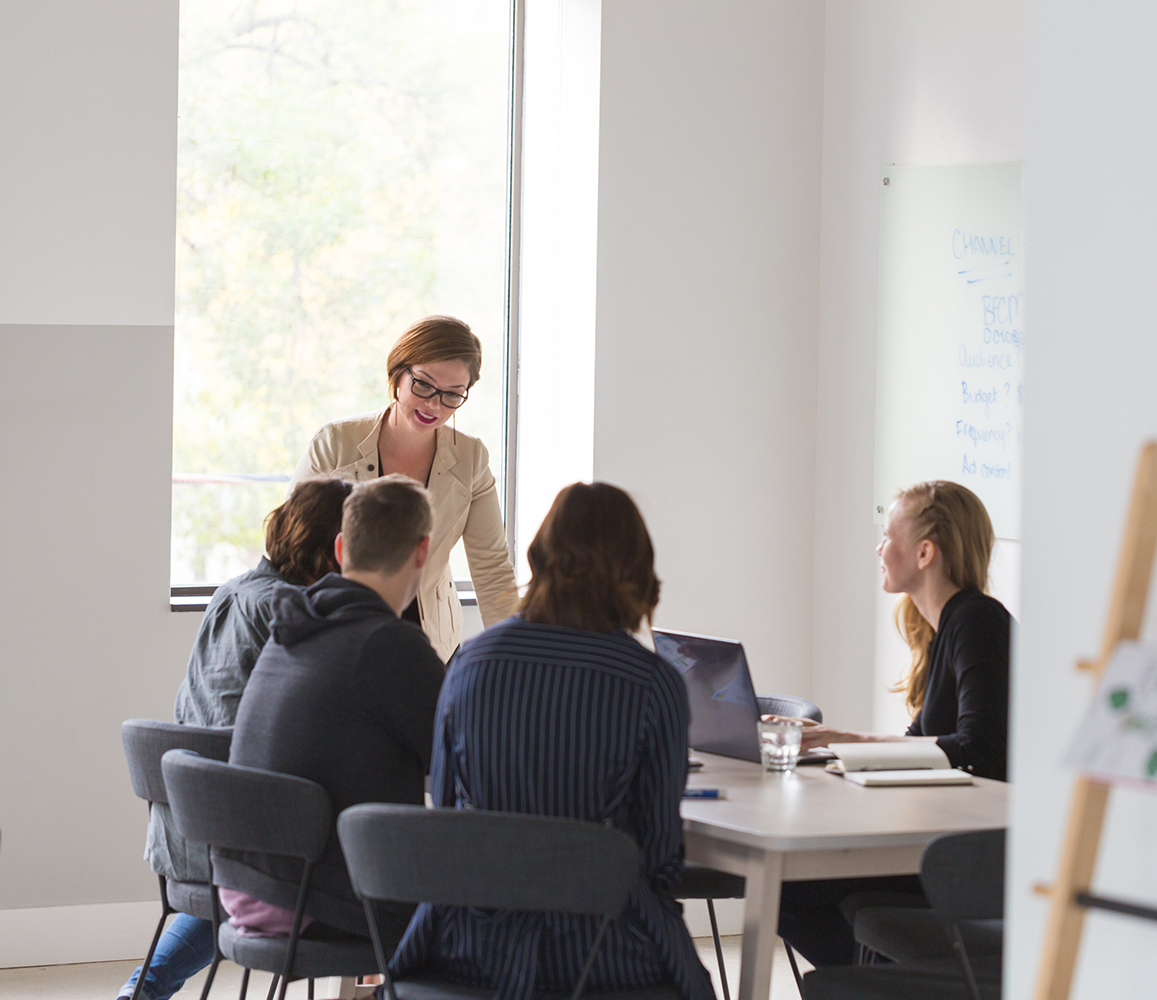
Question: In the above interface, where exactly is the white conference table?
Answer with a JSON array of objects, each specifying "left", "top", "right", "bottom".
[{"left": 680, "top": 752, "right": 1008, "bottom": 1000}]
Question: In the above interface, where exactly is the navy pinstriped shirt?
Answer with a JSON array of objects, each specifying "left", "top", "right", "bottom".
[{"left": 390, "top": 617, "right": 716, "bottom": 1000}]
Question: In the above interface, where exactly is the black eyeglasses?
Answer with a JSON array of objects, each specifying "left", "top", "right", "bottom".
[{"left": 406, "top": 369, "right": 469, "bottom": 409}]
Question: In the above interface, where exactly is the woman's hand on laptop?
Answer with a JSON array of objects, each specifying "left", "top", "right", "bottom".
[
  {"left": 796, "top": 728, "right": 931, "bottom": 752},
  {"left": 756, "top": 715, "right": 900, "bottom": 752},
  {"left": 760, "top": 714, "right": 820, "bottom": 727},
  {"left": 796, "top": 726, "right": 873, "bottom": 751}
]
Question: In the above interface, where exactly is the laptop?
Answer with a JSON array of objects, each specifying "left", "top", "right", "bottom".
[{"left": 652, "top": 628, "right": 762, "bottom": 764}]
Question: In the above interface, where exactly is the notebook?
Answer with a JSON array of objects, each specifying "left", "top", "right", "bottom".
[
  {"left": 834, "top": 768, "right": 974, "bottom": 787},
  {"left": 825, "top": 742, "right": 974, "bottom": 786}
]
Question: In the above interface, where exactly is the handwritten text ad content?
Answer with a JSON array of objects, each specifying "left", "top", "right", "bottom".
[{"left": 955, "top": 245, "right": 1023, "bottom": 492}]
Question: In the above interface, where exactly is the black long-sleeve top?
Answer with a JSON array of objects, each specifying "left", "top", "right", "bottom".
[{"left": 906, "top": 588, "right": 1011, "bottom": 781}]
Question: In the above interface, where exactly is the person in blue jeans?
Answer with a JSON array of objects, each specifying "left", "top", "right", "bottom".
[
  {"left": 118, "top": 477, "right": 352, "bottom": 1000},
  {"left": 119, "top": 915, "right": 216, "bottom": 1000}
]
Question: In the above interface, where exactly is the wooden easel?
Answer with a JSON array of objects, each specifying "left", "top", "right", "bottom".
[{"left": 1034, "top": 441, "right": 1157, "bottom": 1000}]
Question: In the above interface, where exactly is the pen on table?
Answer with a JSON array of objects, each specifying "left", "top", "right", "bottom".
[{"left": 683, "top": 787, "right": 727, "bottom": 799}]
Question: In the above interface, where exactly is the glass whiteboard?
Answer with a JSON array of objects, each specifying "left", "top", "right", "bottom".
[{"left": 874, "top": 163, "right": 1023, "bottom": 539}]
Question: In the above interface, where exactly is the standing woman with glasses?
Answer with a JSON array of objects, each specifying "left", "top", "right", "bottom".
[{"left": 290, "top": 315, "right": 518, "bottom": 661}]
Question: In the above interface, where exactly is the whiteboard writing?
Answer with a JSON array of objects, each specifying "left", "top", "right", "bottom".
[{"left": 874, "top": 164, "right": 1024, "bottom": 539}]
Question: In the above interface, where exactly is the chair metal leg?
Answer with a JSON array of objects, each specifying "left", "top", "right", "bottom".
[
  {"left": 264, "top": 974, "right": 281, "bottom": 1000},
  {"left": 129, "top": 875, "right": 173, "bottom": 1000},
  {"left": 276, "top": 862, "right": 314, "bottom": 1000},
  {"left": 784, "top": 942, "right": 806, "bottom": 998},
  {"left": 363, "top": 897, "right": 400, "bottom": 1000},
  {"left": 198, "top": 954, "right": 222, "bottom": 1000},
  {"left": 237, "top": 968, "right": 250, "bottom": 1000},
  {"left": 951, "top": 924, "right": 983, "bottom": 1000},
  {"left": 202, "top": 856, "right": 224, "bottom": 1000},
  {"left": 308, "top": 978, "right": 315, "bottom": 999},
  {"left": 570, "top": 912, "right": 613, "bottom": 1000},
  {"left": 705, "top": 899, "right": 731, "bottom": 1000}
]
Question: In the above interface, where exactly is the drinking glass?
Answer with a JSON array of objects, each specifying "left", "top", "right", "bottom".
[{"left": 759, "top": 718, "right": 803, "bottom": 772}]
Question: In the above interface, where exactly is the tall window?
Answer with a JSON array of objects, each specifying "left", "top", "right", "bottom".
[{"left": 172, "top": 0, "right": 514, "bottom": 585}]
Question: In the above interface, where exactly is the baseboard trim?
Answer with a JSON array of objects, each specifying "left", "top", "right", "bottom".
[{"left": 0, "top": 900, "right": 160, "bottom": 968}]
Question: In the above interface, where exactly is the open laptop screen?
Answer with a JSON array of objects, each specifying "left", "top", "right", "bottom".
[{"left": 652, "top": 628, "right": 762, "bottom": 763}]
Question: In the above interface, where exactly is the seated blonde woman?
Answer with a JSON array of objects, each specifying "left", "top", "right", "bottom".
[
  {"left": 797, "top": 479, "right": 1010, "bottom": 778},
  {"left": 777, "top": 480, "right": 1012, "bottom": 967}
]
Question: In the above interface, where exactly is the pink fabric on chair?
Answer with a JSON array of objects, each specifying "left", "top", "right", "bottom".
[{"left": 219, "top": 887, "right": 313, "bottom": 938}]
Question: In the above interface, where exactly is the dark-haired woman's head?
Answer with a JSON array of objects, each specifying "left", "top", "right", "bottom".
[
  {"left": 264, "top": 477, "right": 355, "bottom": 585},
  {"left": 520, "top": 482, "right": 660, "bottom": 633}
]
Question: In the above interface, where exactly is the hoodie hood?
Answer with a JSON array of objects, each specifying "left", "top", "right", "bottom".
[{"left": 269, "top": 573, "right": 395, "bottom": 647}]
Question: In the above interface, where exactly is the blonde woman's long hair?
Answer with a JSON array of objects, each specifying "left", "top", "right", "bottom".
[{"left": 890, "top": 481, "right": 995, "bottom": 714}]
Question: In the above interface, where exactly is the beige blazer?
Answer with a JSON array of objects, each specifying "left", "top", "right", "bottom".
[{"left": 289, "top": 408, "right": 518, "bottom": 661}]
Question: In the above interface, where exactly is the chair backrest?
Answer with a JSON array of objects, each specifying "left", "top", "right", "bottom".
[
  {"left": 757, "top": 694, "right": 823, "bottom": 724},
  {"left": 162, "top": 750, "right": 332, "bottom": 862},
  {"left": 338, "top": 804, "right": 640, "bottom": 917},
  {"left": 122, "top": 719, "right": 233, "bottom": 805},
  {"left": 921, "top": 828, "right": 1006, "bottom": 922}
]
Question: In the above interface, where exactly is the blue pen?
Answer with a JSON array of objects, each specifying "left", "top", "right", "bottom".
[{"left": 683, "top": 787, "right": 727, "bottom": 799}]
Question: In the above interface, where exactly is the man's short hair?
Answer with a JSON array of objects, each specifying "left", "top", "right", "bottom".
[{"left": 341, "top": 475, "right": 433, "bottom": 574}]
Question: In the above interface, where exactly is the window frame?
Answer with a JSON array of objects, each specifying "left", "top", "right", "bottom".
[{"left": 170, "top": 0, "right": 526, "bottom": 613}]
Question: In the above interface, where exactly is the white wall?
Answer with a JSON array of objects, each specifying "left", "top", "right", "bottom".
[
  {"left": 593, "top": 0, "right": 826, "bottom": 699},
  {"left": 1009, "top": 3, "right": 1157, "bottom": 996},
  {"left": 0, "top": 0, "right": 204, "bottom": 963},
  {"left": 814, "top": 1, "right": 1026, "bottom": 733},
  {"left": 514, "top": 0, "right": 600, "bottom": 577}
]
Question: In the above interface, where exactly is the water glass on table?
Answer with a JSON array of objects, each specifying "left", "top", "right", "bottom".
[{"left": 759, "top": 718, "right": 802, "bottom": 772}]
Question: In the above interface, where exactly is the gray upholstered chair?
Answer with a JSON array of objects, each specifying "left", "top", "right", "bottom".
[
  {"left": 161, "top": 749, "right": 378, "bottom": 1000},
  {"left": 801, "top": 957, "right": 1001, "bottom": 1000},
  {"left": 679, "top": 693, "right": 823, "bottom": 1000},
  {"left": 850, "top": 826, "right": 1004, "bottom": 970},
  {"left": 852, "top": 906, "right": 1002, "bottom": 966},
  {"left": 337, "top": 803, "right": 681, "bottom": 1000},
  {"left": 802, "top": 829, "right": 1005, "bottom": 1000},
  {"left": 121, "top": 719, "right": 233, "bottom": 1000}
]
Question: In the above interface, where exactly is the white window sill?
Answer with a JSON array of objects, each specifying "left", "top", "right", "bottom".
[{"left": 170, "top": 583, "right": 478, "bottom": 612}]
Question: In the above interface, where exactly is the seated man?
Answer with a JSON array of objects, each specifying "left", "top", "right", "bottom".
[{"left": 218, "top": 474, "right": 447, "bottom": 942}]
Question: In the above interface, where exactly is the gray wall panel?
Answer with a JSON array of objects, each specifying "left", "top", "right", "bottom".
[
  {"left": 0, "top": 2, "right": 178, "bottom": 326},
  {"left": 0, "top": 324, "right": 201, "bottom": 908}
]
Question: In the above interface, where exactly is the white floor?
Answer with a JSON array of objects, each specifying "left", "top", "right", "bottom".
[{"left": 0, "top": 936, "right": 810, "bottom": 1000}]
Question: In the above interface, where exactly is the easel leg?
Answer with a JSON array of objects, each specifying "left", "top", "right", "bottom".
[{"left": 1033, "top": 778, "right": 1110, "bottom": 1000}]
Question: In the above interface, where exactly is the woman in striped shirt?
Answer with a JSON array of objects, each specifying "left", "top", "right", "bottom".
[{"left": 390, "top": 482, "right": 715, "bottom": 1000}]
